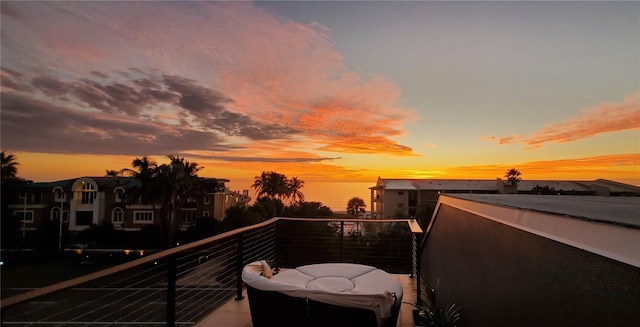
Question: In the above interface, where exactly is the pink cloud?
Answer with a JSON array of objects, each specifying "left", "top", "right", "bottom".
[
  {"left": 483, "top": 93, "right": 639, "bottom": 148},
  {"left": 523, "top": 93, "right": 639, "bottom": 147},
  {"left": 2, "top": 2, "right": 416, "bottom": 157}
]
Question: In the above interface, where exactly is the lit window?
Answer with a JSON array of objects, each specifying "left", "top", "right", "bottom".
[
  {"left": 81, "top": 183, "right": 96, "bottom": 204},
  {"left": 134, "top": 211, "right": 153, "bottom": 223},
  {"left": 113, "top": 208, "right": 124, "bottom": 224}
]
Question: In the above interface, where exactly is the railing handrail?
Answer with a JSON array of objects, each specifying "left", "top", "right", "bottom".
[{"left": 1, "top": 217, "right": 421, "bottom": 308}]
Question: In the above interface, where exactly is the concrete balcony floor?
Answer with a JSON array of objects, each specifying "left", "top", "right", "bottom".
[{"left": 196, "top": 274, "right": 418, "bottom": 327}]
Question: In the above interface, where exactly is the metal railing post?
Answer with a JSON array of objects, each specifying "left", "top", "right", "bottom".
[
  {"left": 411, "top": 233, "right": 416, "bottom": 278},
  {"left": 166, "top": 255, "right": 176, "bottom": 327},
  {"left": 235, "top": 234, "right": 244, "bottom": 301},
  {"left": 275, "top": 221, "right": 280, "bottom": 267},
  {"left": 416, "top": 250, "right": 422, "bottom": 305},
  {"left": 340, "top": 221, "right": 345, "bottom": 262}
]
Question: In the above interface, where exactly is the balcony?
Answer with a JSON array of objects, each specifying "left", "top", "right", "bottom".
[{"left": 1, "top": 218, "right": 422, "bottom": 326}]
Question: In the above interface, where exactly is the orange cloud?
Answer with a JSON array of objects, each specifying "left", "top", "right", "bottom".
[
  {"left": 483, "top": 93, "right": 640, "bottom": 148},
  {"left": 410, "top": 153, "right": 640, "bottom": 182},
  {"left": 3, "top": 2, "right": 417, "bottom": 158}
]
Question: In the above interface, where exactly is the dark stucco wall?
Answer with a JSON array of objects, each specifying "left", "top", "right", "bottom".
[{"left": 420, "top": 204, "right": 640, "bottom": 327}]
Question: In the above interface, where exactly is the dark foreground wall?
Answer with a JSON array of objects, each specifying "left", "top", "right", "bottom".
[{"left": 420, "top": 204, "right": 640, "bottom": 327}]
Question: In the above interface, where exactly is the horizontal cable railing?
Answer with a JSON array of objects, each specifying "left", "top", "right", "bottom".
[{"left": 1, "top": 218, "right": 420, "bottom": 326}]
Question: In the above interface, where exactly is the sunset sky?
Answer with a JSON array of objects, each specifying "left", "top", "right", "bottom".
[{"left": 1, "top": 1, "right": 639, "bottom": 203}]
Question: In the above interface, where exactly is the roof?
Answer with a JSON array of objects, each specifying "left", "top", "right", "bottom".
[
  {"left": 517, "top": 180, "right": 593, "bottom": 192},
  {"left": 438, "top": 194, "right": 640, "bottom": 268},
  {"left": 592, "top": 179, "right": 640, "bottom": 193},
  {"left": 450, "top": 193, "right": 640, "bottom": 229},
  {"left": 373, "top": 178, "right": 640, "bottom": 194},
  {"left": 15, "top": 176, "right": 229, "bottom": 191},
  {"left": 413, "top": 179, "right": 497, "bottom": 191},
  {"left": 16, "top": 177, "right": 140, "bottom": 190},
  {"left": 381, "top": 180, "right": 418, "bottom": 190}
]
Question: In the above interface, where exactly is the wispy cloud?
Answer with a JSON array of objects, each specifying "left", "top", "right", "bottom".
[
  {"left": 483, "top": 93, "right": 640, "bottom": 148},
  {"left": 1, "top": 1, "right": 416, "bottom": 160},
  {"left": 403, "top": 153, "right": 640, "bottom": 181}
]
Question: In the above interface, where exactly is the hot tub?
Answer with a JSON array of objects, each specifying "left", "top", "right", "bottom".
[{"left": 242, "top": 261, "right": 403, "bottom": 327}]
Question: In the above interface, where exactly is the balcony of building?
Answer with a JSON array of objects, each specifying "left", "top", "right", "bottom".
[{"left": 1, "top": 218, "right": 423, "bottom": 327}]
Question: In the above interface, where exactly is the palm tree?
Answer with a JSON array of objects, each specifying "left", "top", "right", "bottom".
[
  {"left": 252, "top": 171, "right": 288, "bottom": 200},
  {"left": 105, "top": 169, "right": 121, "bottom": 177},
  {"left": 1, "top": 151, "right": 19, "bottom": 181},
  {"left": 123, "top": 156, "right": 158, "bottom": 182},
  {"left": 122, "top": 156, "right": 159, "bottom": 206},
  {"left": 504, "top": 168, "right": 522, "bottom": 184},
  {"left": 157, "top": 155, "right": 204, "bottom": 247},
  {"left": 346, "top": 197, "right": 366, "bottom": 218},
  {"left": 252, "top": 171, "right": 268, "bottom": 197},
  {"left": 286, "top": 177, "right": 305, "bottom": 205}
]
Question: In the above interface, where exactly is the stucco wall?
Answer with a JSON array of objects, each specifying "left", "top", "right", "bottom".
[{"left": 420, "top": 204, "right": 640, "bottom": 327}]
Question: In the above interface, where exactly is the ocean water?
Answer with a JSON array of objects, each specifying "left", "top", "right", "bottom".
[{"left": 226, "top": 180, "right": 374, "bottom": 212}]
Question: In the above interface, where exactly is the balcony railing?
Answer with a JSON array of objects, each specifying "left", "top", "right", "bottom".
[{"left": 1, "top": 217, "right": 422, "bottom": 327}]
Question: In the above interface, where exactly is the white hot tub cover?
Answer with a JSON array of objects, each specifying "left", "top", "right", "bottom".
[{"left": 242, "top": 262, "right": 403, "bottom": 326}]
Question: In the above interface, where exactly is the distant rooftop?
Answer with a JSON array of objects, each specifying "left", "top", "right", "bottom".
[
  {"left": 450, "top": 194, "right": 640, "bottom": 229},
  {"left": 372, "top": 177, "right": 640, "bottom": 196}
]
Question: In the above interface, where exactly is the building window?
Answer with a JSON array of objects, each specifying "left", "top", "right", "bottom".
[
  {"left": 112, "top": 208, "right": 124, "bottom": 224},
  {"left": 50, "top": 208, "right": 69, "bottom": 222},
  {"left": 203, "top": 211, "right": 210, "bottom": 218},
  {"left": 81, "top": 183, "right": 96, "bottom": 204},
  {"left": 397, "top": 191, "right": 404, "bottom": 196},
  {"left": 397, "top": 203, "right": 404, "bottom": 209},
  {"left": 134, "top": 211, "right": 154, "bottom": 224},
  {"left": 51, "top": 207, "right": 60, "bottom": 221},
  {"left": 182, "top": 211, "right": 197, "bottom": 223},
  {"left": 203, "top": 196, "right": 210, "bottom": 204},
  {"left": 54, "top": 188, "right": 66, "bottom": 201},
  {"left": 18, "top": 192, "right": 27, "bottom": 200},
  {"left": 114, "top": 188, "right": 125, "bottom": 203},
  {"left": 15, "top": 211, "right": 34, "bottom": 222},
  {"left": 34, "top": 192, "right": 42, "bottom": 203}
]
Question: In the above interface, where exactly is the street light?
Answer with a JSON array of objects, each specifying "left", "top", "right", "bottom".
[
  {"left": 53, "top": 188, "right": 65, "bottom": 252},
  {"left": 58, "top": 196, "right": 63, "bottom": 252}
]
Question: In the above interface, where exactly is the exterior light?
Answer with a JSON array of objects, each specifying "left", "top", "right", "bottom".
[
  {"left": 139, "top": 250, "right": 145, "bottom": 256},
  {"left": 124, "top": 249, "right": 131, "bottom": 255}
]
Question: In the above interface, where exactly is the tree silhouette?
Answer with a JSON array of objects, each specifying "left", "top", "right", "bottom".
[
  {"left": 123, "top": 155, "right": 204, "bottom": 248},
  {"left": 1, "top": 151, "right": 19, "bottom": 181},
  {"left": 252, "top": 171, "right": 305, "bottom": 205},
  {"left": 286, "top": 177, "right": 305, "bottom": 205},
  {"left": 504, "top": 168, "right": 522, "bottom": 184},
  {"left": 105, "top": 169, "right": 121, "bottom": 177},
  {"left": 346, "top": 197, "right": 366, "bottom": 217}
]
